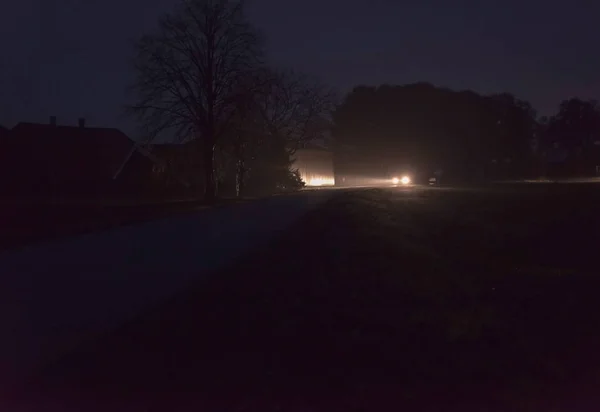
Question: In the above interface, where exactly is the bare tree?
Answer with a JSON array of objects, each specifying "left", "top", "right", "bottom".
[
  {"left": 225, "top": 69, "right": 335, "bottom": 196},
  {"left": 255, "top": 69, "right": 335, "bottom": 154},
  {"left": 230, "top": 106, "right": 259, "bottom": 197},
  {"left": 230, "top": 71, "right": 270, "bottom": 197},
  {"left": 128, "top": 0, "right": 263, "bottom": 200}
]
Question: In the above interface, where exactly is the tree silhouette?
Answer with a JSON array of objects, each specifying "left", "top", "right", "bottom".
[
  {"left": 546, "top": 99, "right": 600, "bottom": 149},
  {"left": 224, "top": 68, "right": 334, "bottom": 196},
  {"left": 129, "top": 0, "right": 263, "bottom": 200},
  {"left": 544, "top": 98, "right": 600, "bottom": 176},
  {"left": 333, "top": 83, "right": 537, "bottom": 183}
]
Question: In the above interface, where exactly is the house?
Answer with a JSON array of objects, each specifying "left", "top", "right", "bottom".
[
  {"left": 0, "top": 125, "right": 9, "bottom": 155},
  {"left": 0, "top": 118, "right": 178, "bottom": 199},
  {"left": 0, "top": 125, "right": 9, "bottom": 139}
]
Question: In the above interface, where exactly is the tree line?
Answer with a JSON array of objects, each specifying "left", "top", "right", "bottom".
[
  {"left": 129, "top": 0, "right": 600, "bottom": 199},
  {"left": 333, "top": 83, "right": 600, "bottom": 183}
]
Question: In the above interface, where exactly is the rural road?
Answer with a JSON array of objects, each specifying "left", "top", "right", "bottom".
[{"left": 0, "top": 189, "right": 335, "bottom": 390}]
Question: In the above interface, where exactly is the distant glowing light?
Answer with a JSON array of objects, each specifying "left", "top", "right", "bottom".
[
  {"left": 307, "top": 177, "right": 335, "bottom": 187},
  {"left": 392, "top": 177, "right": 400, "bottom": 184},
  {"left": 401, "top": 176, "right": 411, "bottom": 185}
]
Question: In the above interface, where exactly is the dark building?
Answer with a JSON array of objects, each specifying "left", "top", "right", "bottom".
[
  {"left": 0, "top": 118, "right": 183, "bottom": 199},
  {"left": 0, "top": 125, "right": 9, "bottom": 139}
]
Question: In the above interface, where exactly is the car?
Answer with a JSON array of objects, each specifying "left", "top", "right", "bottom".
[{"left": 391, "top": 175, "right": 412, "bottom": 185}]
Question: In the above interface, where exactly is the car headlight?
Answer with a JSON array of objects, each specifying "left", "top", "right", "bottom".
[{"left": 400, "top": 176, "right": 411, "bottom": 185}]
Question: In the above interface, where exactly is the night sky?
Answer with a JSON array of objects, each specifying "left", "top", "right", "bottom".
[{"left": 2, "top": 0, "right": 599, "bottom": 135}]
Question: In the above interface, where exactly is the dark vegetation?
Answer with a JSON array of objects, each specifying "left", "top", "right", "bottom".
[
  {"left": 25, "top": 184, "right": 600, "bottom": 411},
  {"left": 333, "top": 85, "right": 600, "bottom": 184}
]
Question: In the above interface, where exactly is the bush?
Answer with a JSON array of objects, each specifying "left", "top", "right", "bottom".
[
  {"left": 245, "top": 166, "right": 305, "bottom": 196},
  {"left": 277, "top": 169, "right": 306, "bottom": 192}
]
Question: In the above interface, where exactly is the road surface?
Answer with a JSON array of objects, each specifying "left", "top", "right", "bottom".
[{"left": 0, "top": 189, "right": 334, "bottom": 391}]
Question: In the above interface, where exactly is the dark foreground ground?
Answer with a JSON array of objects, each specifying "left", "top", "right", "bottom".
[{"left": 13, "top": 184, "right": 600, "bottom": 411}]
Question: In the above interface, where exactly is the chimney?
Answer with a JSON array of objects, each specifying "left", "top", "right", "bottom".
[
  {"left": 78, "top": 118, "right": 86, "bottom": 128},
  {"left": 50, "top": 116, "right": 57, "bottom": 126}
]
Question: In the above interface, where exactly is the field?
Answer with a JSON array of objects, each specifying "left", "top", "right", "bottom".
[{"left": 20, "top": 183, "right": 600, "bottom": 411}]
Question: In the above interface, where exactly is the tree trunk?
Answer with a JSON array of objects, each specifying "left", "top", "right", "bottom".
[
  {"left": 234, "top": 139, "right": 245, "bottom": 198},
  {"left": 204, "top": 142, "right": 217, "bottom": 202},
  {"left": 236, "top": 159, "right": 246, "bottom": 198}
]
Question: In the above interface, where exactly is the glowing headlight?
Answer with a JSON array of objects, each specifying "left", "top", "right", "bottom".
[
  {"left": 401, "top": 176, "right": 411, "bottom": 185},
  {"left": 392, "top": 177, "right": 400, "bottom": 184}
]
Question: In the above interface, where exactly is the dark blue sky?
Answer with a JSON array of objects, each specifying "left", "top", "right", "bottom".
[{"left": 2, "top": 0, "right": 599, "bottom": 134}]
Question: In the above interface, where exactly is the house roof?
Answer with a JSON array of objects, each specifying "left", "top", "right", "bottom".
[{"left": 9, "top": 123, "right": 138, "bottom": 180}]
